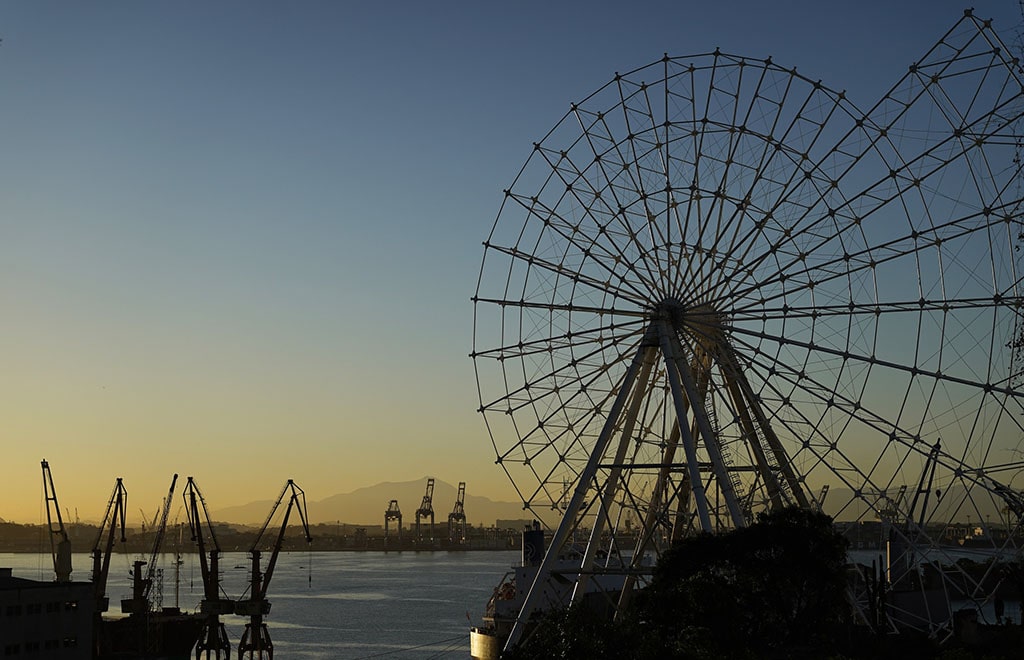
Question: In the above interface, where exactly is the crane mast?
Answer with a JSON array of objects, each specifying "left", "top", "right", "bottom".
[
  {"left": 384, "top": 499, "right": 402, "bottom": 548},
  {"left": 414, "top": 477, "right": 435, "bottom": 545},
  {"left": 184, "top": 477, "right": 233, "bottom": 659},
  {"left": 122, "top": 474, "right": 178, "bottom": 615},
  {"left": 41, "top": 459, "right": 72, "bottom": 582},
  {"left": 447, "top": 481, "right": 467, "bottom": 545},
  {"left": 236, "top": 479, "right": 312, "bottom": 660},
  {"left": 91, "top": 478, "right": 128, "bottom": 613}
]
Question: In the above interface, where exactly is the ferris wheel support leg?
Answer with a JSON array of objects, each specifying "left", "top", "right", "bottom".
[
  {"left": 616, "top": 422, "right": 684, "bottom": 617},
  {"left": 658, "top": 325, "right": 715, "bottom": 532},
  {"left": 670, "top": 337, "right": 747, "bottom": 528},
  {"left": 720, "top": 343, "right": 810, "bottom": 508},
  {"left": 571, "top": 343, "right": 659, "bottom": 606},
  {"left": 719, "top": 359, "right": 785, "bottom": 509},
  {"left": 502, "top": 332, "right": 655, "bottom": 653}
]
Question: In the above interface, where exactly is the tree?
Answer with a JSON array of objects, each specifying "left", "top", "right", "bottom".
[
  {"left": 505, "top": 506, "right": 852, "bottom": 659},
  {"left": 632, "top": 506, "right": 851, "bottom": 658}
]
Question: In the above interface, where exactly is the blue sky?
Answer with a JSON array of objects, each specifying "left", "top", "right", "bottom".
[{"left": 0, "top": 1, "right": 1020, "bottom": 523}]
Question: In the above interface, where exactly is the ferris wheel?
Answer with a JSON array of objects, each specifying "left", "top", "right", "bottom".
[{"left": 472, "top": 10, "right": 1024, "bottom": 643}]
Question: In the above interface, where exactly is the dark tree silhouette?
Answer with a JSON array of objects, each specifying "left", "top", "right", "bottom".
[{"left": 505, "top": 507, "right": 851, "bottom": 659}]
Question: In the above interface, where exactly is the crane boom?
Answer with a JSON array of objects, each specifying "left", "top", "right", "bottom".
[
  {"left": 144, "top": 473, "right": 179, "bottom": 603},
  {"left": 184, "top": 477, "right": 233, "bottom": 658},
  {"left": 448, "top": 481, "right": 467, "bottom": 544},
  {"left": 414, "top": 477, "right": 435, "bottom": 544},
  {"left": 237, "top": 479, "right": 312, "bottom": 660},
  {"left": 91, "top": 478, "right": 127, "bottom": 612},
  {"left": 122, "top": 474, "right": 178, "bottom": 615},
  {"left": 41, "top": 459, "right": 72, "bottom": 582}
]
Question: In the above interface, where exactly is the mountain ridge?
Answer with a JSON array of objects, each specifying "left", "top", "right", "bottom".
[{"left": 211, "top": 477, "right": 533, "bottom": 527}]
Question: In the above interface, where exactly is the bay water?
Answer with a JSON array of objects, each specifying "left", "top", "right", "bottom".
[{"left": 2, "top": 550, "right": 519, "bottom": 659}]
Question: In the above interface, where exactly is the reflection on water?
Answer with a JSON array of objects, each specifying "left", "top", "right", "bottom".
[{"left": 2, "top": 550, "right": 518, "bottom": 659}]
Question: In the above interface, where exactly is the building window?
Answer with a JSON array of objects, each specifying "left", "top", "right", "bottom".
[
  {"left": 3, "top": 643, "right": 20, "bottom": 656},
  {"left": 61, "top": 637, "right": 76, "bottom": 648},
  {"left": 63, "top": 601, "right": 78, "bottom": 612},
  {"left": 3, "top": 605, "right": 20, "bottom": 616}
]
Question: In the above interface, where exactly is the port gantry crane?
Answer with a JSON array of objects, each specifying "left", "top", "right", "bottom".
[
  {"left": 447, "top": 482, "right": 466, "bottom": 545},
  {"left": 183, "top": 477, "right": 234, "bottom": 659},
  {"left": 414, "top": 478, "right": 435, "bottom": 545},
  {"left": 384, "top": 499, "right": 402, "bottom": 547},
  {"left": 122, "top": 474, "right": 178, "bottom": 616},
  {"left": 236, "top": 479, "right": 312, "bottom": 660},
  {"left": 41, "top": 459, "right": 72, "bottom": 582},
  {"left": 91, "top": 478, "right": 128, "bottom": 614}
]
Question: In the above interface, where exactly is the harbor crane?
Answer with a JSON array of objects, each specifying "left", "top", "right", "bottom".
[
  {"left": 122, "top": 474, "right": 178, "bottom": 615},
  {"left": 414, "top": 478, "right": 435, "bottom": 545},
  {"left": 91, "top": 478, "right": 128, "bottom": 615},
  {"left": 184, "top": 477, "right": 233, "bottom": 659},
  {"left": 41, "top": 459, "right": 72, "bottom": 582},
  {"left": 447, "top": 482, "right": 467, "bottom": 544},
  {"left": 236, "top": 479, "right": 312, "bottom": 660},
  {"left": 384, "top": 499, "right": 402, "bottom": 547}
]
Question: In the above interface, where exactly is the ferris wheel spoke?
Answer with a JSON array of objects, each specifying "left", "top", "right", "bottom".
[
  {"left": 721, "top": 86, "right": 1023, "bottom": 304},
  {"left": 726, "top": 343, "right": 888, "bottom": 505},
  {"left": 567, "top": 107, "right": 672, "bottom": 296},
  {"left": 733, "top": 335, "right": 985, "bottom": 500},
  {"left": 539, "top": 112, "right": 673, "bottom": 292},
  {"left": 727, "top": 296, "right": 1020, "bottom": 321},
  {"left": 701, "top": 81, "right": 839, "bottom": 296},
  {"left": 723, "top": 200, "right": 1022, "bottom": 312},
  {"left": 481, "top": 237, "right": 653, "bottom": 308},
  {"left": 472, "top": 295, "right": 648, "bottom": 319},
  {"left": 608, "top": 74, "right": 677, "bottom": 297},
  {"left": 480, "top": 326, "right": 643, "bottom": 418},
  {"left": 503, "top": 184, "right": 664, "bottom": 301},
  {"left": 472, "top": 316, "right": 646, "bottom": 362},
  {"left": 729, "top": 321, "right": 1020, "bottom": 400}
]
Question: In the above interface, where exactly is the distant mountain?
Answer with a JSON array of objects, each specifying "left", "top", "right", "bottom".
[
  {"left": 211, "top": 477, "right": 532, "bottom": 527},
  {"left": 211, "top": 479, "right": 1010, "bottom": 529}
]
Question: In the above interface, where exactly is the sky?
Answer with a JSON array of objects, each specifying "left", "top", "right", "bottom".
[{"left": 1, "top": 0, "right": 1021, "bottom": 525}]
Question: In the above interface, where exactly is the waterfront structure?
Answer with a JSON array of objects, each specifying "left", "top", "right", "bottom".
[{"left": 0, "top": 568, "right": 94, "bottom": 658}]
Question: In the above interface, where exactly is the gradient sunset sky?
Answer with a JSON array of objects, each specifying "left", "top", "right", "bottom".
[{"left": 1, "top": 1, "right": 1020, "bottom": 524}]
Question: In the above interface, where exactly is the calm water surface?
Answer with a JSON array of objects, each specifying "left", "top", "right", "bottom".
[{"left": 2, "top": 550, "right": 518, "bottom": 659}]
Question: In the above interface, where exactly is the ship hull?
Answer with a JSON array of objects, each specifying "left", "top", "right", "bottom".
[{"left": 96, "top": 609, "right": 201, "bottom": 660}]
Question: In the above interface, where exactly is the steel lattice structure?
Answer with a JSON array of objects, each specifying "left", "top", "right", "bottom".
[{"left": 472, "top": 10, "right": 1024, "bottom": 646}]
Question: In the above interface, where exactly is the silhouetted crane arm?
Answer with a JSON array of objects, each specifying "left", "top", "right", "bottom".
[
  {"left": 253, "top": 480, "right": 312, "bottom": 600},
  {"left": 91, "top": 478, "right": 127, "bottom": 611},
  {"left": 183, "top": 477, "right": 221, "bottom": 599},
  {"left": 143, "top": 474, "right": 178, "bottom": 603},
  {"left": 238, "top": 479, "right": 312, "bottom": 659},
  {"left": 41, "top": 459, "right": 72, "bottom": 582}
]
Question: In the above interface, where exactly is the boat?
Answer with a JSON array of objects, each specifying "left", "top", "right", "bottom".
[
  {"left": 95, "top": 608, "right": 203, "bottom": 660},
  {"left": 94, "top": 559, "right": 202, "bottom": 659},
  {"left": 470, "top": 525, "right": 645, "bottom": 659}
]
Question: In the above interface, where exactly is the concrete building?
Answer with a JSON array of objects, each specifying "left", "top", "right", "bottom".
[{"left": 0, "top": 568, "right": 94, "bottom": 658}]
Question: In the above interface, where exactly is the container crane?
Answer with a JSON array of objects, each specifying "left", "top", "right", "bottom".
[
  {"left": 448, "top": 482, "right": 467, "bottom": 544},
  {"left": 91, "top": 478, "right": 128, "bottom": 615},
  {"left": 384, "top": 499, "right": 402, "bottom": 547},
  {"left": 414, "top": 477, "right": 435, "bottom": 545},
  {"left": 236, "top": 479, "right": 312, "bottom": 660},
  {"left": 122, "top": 474, "right": 178, "bottom": 615},
  {"left": 184, "top": 477, "right": 233, "bottom": 659},
  {"left": 41, "top": 459, "right": 72, "bottom": 582}
]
